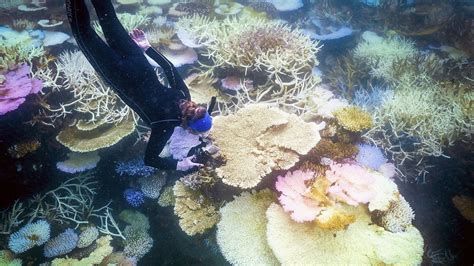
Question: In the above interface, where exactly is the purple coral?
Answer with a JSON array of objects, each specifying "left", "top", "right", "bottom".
[
  {"left": 43, "top": 228, "right": 78, "bottom": 258},
  {"left": 124, "top": 188, "right": 145, "bottom": 208},
  {"left": 355, "top": 143, "right": 387, "bottom": 170},
  {"left": 0, "top": 64, "right": 43, "bottom": 116}
]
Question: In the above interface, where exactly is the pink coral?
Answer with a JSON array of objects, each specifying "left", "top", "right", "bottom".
[
  {"left": 0, "top": 64, "right": 42, "bottom": 115},
  {"left": 325, "top": 163, "right": 377, "bottom": 206},
  {"left": 275, "top": 170, "right": 322, "bottom": 222}
]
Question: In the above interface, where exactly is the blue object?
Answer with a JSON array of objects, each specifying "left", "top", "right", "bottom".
[
  {"left": 360, "top": 0, "right": 380, "bottom": 6},
  {"left": 356, "top": 144, "right": 387, "bottom": 170},
  {"left": 124, "top": 188, "right": 145, "bottom": 208},
  {"left": 115, "top": 157, "right": 156, "bottom": 177},
  {"left": 188, "top": 112, "right": 213, "bottom": 132},
  {"left": 8, "top": 220, "right": 51, "bottom": 254},
  {"left": 43, "top": 228, "right": 78, "bottom": 258}
]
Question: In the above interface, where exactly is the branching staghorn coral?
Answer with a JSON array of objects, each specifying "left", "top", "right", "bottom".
[
  {"left": 93, "top": 13, "right": 150, "bottom": 35},
  {"left": 363, "top": 74, "right": 472, "bottom": 181},
  {"left": 1, "top": 173, "right": 124, "bottom": 240},
  {"left": 38, "top": 50, "right": 138, "bottom": 126}
]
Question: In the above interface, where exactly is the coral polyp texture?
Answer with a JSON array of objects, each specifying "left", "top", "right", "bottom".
[
  {"left": 217, "top": 189, "right": 278, "bottom": 266},
  {"left": 211, "top": 104, "right": 324, "bottom": 188},
  {"left": 43, "top": 229, "right": 79, "bottom": 258},
  {"left": 333, "top": 106, "right": 373, "bottom": 132},
  {"left": 173, "top": 181, "right": 220, "bottom": 236},
  {"left": 8, "top": 220, "right": 51, "bottom": 254},
  {"left": 266, "top": 204, "right": 423, "bottom": 265},
  {"left": 51, "top": 236, "right": 113, "bottom": 266}
]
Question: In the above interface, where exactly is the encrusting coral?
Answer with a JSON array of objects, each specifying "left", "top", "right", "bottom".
[
  {"left": 217, "top": 189, "right": 279, "bottom": 266},
  {"left": 158, "top": 185, "right": 175, "bottom": 207},
  {"left": 211, "top": 104, "right": 324, "bottom": 189},
  {"left": 266, "top": 204, "right": 424, "bottom": 265},
  {"left": 173, "top": 181, "right": 220, "bottom": 236}
]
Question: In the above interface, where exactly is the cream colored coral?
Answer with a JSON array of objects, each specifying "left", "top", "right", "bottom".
[
  {"left": 51, "top": 236, "right": 113, "bottom": 266},
  {"left": 266, "top": 204, "right": 423, "bottom": 265},
  {"left": 212, "top": 104, "right": 324, "bottom": 188},
  {"left": 367, "top": 171, "right": 399, "bottom": 212},
  {"left": 377, "top": 194, "right": 415, "bottom": 233},
  {"left": 217, "top": 189, "right": 278, "bottom": 266},
  {"left": 173, "top": 181, "right": 220, "bottom": 236}
]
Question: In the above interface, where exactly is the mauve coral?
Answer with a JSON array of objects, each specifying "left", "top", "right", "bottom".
[{"left": 0, "top": 64, "right": 42, "bottom": 115}]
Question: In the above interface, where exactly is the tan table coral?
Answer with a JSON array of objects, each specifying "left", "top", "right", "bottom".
[
  {"left": 211, "top": 104, "right": 324, "bottom": 189},
  {"left": 56, "top": 118, "right": 135, "bottom": 152},
  {"left": 173, "top": 181, "right": 220, "bottom": 236}
]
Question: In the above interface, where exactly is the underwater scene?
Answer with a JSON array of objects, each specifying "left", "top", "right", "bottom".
[{"left": 0, "top": 0, "right": 473, "bottom": 265}]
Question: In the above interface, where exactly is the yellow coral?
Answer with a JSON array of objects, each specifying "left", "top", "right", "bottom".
[
  {"left": 266, "top": 204, "right": 424, "bottom": 265},
  {"left": 51, "top": 236, "right": 113, "bottom": 266},
  {"left": 56, "top": 118, "right": 135, "bottom": 152},
  {"left": 334, "top": 106, "right": 373, "bottom": 132},
  {"left": 173, "top": 181, "right": 220, "bottom": 236},
  {"left": 315, "top": 205, "right": 357, "bottom": 230},
  {"left": 211, "top": 104, "right": 324, "bottom": 188}
]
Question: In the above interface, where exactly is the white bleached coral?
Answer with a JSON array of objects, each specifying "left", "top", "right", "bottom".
[
  {"left": 211, "top": 104, "right": 324, "bottom": 189},
  {"left": 217, "top": 189, "right": 278, "bottom": 266}
]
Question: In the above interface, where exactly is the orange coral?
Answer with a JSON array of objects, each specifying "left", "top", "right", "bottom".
[{"left": 8, "top": 139, "right": 41, "bottom": 158}]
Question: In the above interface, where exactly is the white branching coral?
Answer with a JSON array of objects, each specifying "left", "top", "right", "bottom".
[
  {"left": 38, "top": 50, "right": 138, "bottom": 127},
  {"left": 354, "top": 31, "right": 417, "bottom": 81},
  {"left": 211, "top": 104, "right": 324, "bottom": 188}
]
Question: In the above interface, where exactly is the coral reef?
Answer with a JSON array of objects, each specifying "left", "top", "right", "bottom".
[
  {"left": 308, "top": 138, "right": 358, "bottom": 161},
  {"left": 115, "top": 156, "right": 156, "bottom": 177},
  {"left": 51, "top": 236, "right": 113, "bottom": 266},
  {"left": 355, "top": 143, "right": 387, "bottom": 170},
  {"left": 211, "top": 104, "right": 324, "bottom": 188},
  {"left": 157, "top": 185, "right": 175, "bottom": 207},
  {"left": 0, "top": 63, "right": 43, "bottom": 115},
  {"left": 123, "top": 189, "right": 145, "bottom": 208},
  {"left": 173, "top": 181, "right": 220, "bottom": 236},
  {"left": 77, "top": 226, "right": 99, "bottom": 248},
  {"left": 354, "top": 31, "right": 417, "bottom": 81},
  {"left": 333, "top": 106, "right": 373, "bottom": 132},
  {"left": 275, "top": 170, "right": 322, "bottom": 222},
  {"left": 266, "top": 204, "right": 423, "bottom": 265},
  {"left": 138, "top": 173, "right": 166, "bottom": 199},
  {"left": 364, "top": 74, "right": 472, "bottom": 180},
  {"left": 372, "top": 195, "right": 415, "bottom": 233},
  {"left": 8, "top": 220, "right": 50, "bottom": 254},
  {"left": 44, "top": 228, "right": 79, "bottom": 258},
  {"left": 56, "top": 118, "right": 135, "bottom": 153},
  {"left": 0, "top": 250, "right": 21, "bottom": 266},
  {"left": 56, "top": 152, "right": 100, "bottom": 174},
  {"left": 118, "top": 209, "right": 150, "bottom": 230},
  {"left": 7, "top": 139, "right": 41, "bottom": 158},
  {"left": 40, "top": 50, "right": 138, "bottom": 126},
  {"left": 217, "top": 189, "right": 278, "bottom": 266},
  {"left": 123, "top": 226, "right": 153, "bottom": 259}
]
